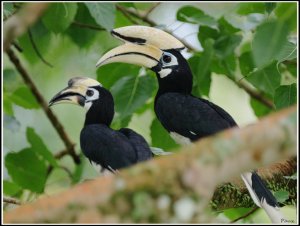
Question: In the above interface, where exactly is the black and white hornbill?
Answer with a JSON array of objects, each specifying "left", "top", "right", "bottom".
[
  {"left": 96, "top": 26, "right": 284, "bottom": 222},
  {"left": 49, "top": 77, "right": 152, "bottom": 173}
]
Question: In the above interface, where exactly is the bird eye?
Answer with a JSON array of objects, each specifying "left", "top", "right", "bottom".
[
  {"left": 86, "top": 90, "right": 94, "bottom": 97},
  {"left": 162, "top": 54, "right": 172, "bottom": 63}
]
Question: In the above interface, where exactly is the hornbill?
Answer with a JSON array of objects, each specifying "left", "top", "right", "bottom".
[
  {"left": 96, "top": 26, "right": 284, "bottom": 222},
  {"left": 49, "top": 77, "right": 152, "bottom": 173}
]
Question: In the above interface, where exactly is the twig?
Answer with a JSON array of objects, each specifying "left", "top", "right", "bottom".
[
  {"left": 71, "top": 21, "right": 105, "bottom": 31},
  {"left": 5, "top": 48, "right": 80, "bottom": 164},
  {"left": 237, "top": 81, "right": 275, "bottom": 109},
  {"left": 12, "top": 41, "right": 23, "bottom": 52},
  {"left": 116, "top": 5, "right": 140, "bottom": 24},
  {"left": 3, "top": 197, "right": 21, "bottom": 205},
  {"left": 28, "top": 29, "right": 53, "bottom": 67},
  {"left": 115, "top": 5, "right": 274, "bottom": 109},
  {"left": 144, "top": 3, "right": 161, "bottom": 18},
  {"left": 230, "top": 207, "right": 259, "bottom": 223},
  {"left": 116, "top": 5, "right": 155, "bottom": 26}
]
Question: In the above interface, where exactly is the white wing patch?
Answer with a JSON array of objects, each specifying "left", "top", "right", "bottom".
[
  {"left": 170, "top": 132, "right": 192, "bottom": 146},
  {"left": 189, "top": 131, "right": 197, "bottom": 135}
]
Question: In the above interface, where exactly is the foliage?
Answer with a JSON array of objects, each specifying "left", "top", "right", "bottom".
[{"left": 3, "top": 2, "right": 297, "bottom": 223}]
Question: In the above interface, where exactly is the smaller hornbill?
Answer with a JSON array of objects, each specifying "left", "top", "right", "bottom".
[{"left": 49, "top": 77, "right": 152, "bottom": 173}]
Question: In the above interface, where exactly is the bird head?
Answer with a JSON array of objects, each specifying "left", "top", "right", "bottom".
[
  {"left": 49, "top": 77, "right": 114, "bottom": 125},
  {"left": 96, "top": 26, "right": 193, "bottom": 94}
]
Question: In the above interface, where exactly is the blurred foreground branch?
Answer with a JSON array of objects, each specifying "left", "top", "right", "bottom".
[
  {"left": 4, "top": 106, "right": 296, "bottom": 223},
  {"left": 5, "top": 48, "right": 80, "bottom": 164},
  {"left": 3, "top": 3, "right": 49, "bottom": 51},
  {"left": 3, "top": 197, "right": 21, "bottom": 206}
]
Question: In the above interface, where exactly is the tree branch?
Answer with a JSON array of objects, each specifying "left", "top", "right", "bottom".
[
  {"left": 5, "top": 48, "right": 80, "bottom": 164},
  {"left": 115, "top": 5, "right": 274, "bottom": 109},
  {"left": 4, "top": 106, "right": 296, "bottom": 223},
  {"left": 3, "top": 197, "right": 21, "bottom": 205},
  {"left": 3, "top": 3, "right": 49, "bottom": 51}
]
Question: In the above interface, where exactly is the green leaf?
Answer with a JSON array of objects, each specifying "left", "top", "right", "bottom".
[
  {"left": 5, "top": 148, "right": 47, "bottom": 193},
  {"left": 97, "top": 64, "right": 140, "bottom": 89},
  {"left": 150, "top": 118, "right": 179, "bottom": 150},
  {"left": 3, "top": 68, "right": 21, "bottom": 92},
  {"left": 236, "top": 3, "right": 266, "bottom": 15},
  {"left": 223, "top": 207, "right": 252, "bottom": 220},
  {"left": 198, "top": 26, "right": 219, "bottom": 45},
  {"left": 274, "top": 84, "right": 297, "bottom": 110},
  {"left": 275, "top": 41, "right": 297, "bottom": 63},
  {"left": 18, "top": 20, "right": 51, "bottom": 64},
  {"left": 10, "top": 87, "right": 40, "bottom": 109},
  {"left": 275, "top": 3, "right": 297, "bottom": 31},
  {"left": 239, "top": 51, "right": 255, "bottom": 77},
  {"left": 27, "top": 127, "right": 58, "bottom": 167},
  {"left": 247, "top": 62, "right": 281, "bottom": 96},
  {"left": 3, "top": 180, "right": 22, "bottom": 196},
  {"left": 42, "top": 3, "right": 78, "bottom": 33},
  {"left": 214, "top": 34, "right": 242, "bottom": 59},
  {"left": 252, "top": 21, "right": 289, "bottom": 68},
  {"left": 3, "top": 2, "right": 14, "bottom": 18},
  {"left": 177, "top": 6, "right": 217, "bottom": 27},
  {"left": 211, "top": 54, "right": 236, "bottom": 79},
  {"left": 3, "top": 93, "right": 14, "bottom": 116},
  {"left": 189, "top": 39, "right": 214, "bottom": 97},
  {"left": 274, "top": 190, "right": 289, "bottom": 203},
  {"left": 250, "top": 98, "right": 272, "bottom": 117},
  {"left": 85, "top": 3, "right": 116, "bottom": 30},
  {"left": 67, "top": 3, "right": 99, "bottom": 48},
  {"left": 119, "top": 3, "right": 135, "bottom": 9},
  {"left": 110, "top": 75, "right": 156, "bottom": 120},
  {"left": 286, "top": 64, "right": 297, "bottom": 78},
  {"left": 265, "top": 3, "right": 277, "bottom": 14},
  {"left": 72, "top": 153, "right": 85, "bottom": 184}
]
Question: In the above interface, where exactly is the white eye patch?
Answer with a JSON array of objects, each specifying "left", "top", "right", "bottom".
[
  {"left": 84, "top": 88, "right": 99, "bottom": 111},
  {"left": 161, "top": 52, "right": 178, "bottom": 67}
]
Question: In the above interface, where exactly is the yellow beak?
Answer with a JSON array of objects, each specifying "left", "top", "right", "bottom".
[
  {"left": 49, "top": 85, "right": 87, "bottom": 107},
  {"left": 96, "top": 25, "right": 185, "bottom": 69}
]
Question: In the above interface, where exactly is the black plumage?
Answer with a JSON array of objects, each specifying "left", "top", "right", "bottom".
[
  {"left": 50, "top": 77, "right": 152, "bottom": 173},
  {"left": 155, "top": 92, "right": 237, "bottom": 141}
]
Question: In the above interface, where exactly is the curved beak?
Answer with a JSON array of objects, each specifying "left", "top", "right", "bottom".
[
  {"left": 49, "top": 85, "right": 86, "bottom": 107},
  {"left": 96, "top": 43, "right": 162, "bottom": 68},
  {"left": 96, "top": 26, "right": 184, "bottom": 69}
]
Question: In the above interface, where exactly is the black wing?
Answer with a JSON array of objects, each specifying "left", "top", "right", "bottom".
[
  {"left": 80, "top": 124, "right": 138, "bottom": 171},
  {"left": 119, "top": 128, "right": 152, "bottom": 161},
  {"left": 155, "top": 93, "right": 238, "bottom": 141}
]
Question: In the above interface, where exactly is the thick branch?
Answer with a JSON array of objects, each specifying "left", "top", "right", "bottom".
[
  {"left": 5, "top": 48, "right": 80, "bottom": 164},
  {"left": 3, "top": 3, "right": 49, "bottom": 51},
  {"left": 4, "top": 106, "right": 296, "bottom": 223}
]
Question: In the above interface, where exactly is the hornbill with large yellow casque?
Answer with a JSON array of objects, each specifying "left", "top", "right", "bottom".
[
  {"left": 49, "top": 77, "right": 152, "bottom": 173},
  {"left": 96, "top": 26, "right": 284, "bottom": 222}
]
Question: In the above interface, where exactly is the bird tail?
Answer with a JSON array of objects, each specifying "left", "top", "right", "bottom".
[{"left": 241, "top": 171, "right": 285, "bottom": 223}]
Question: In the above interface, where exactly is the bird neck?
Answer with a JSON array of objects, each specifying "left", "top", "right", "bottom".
[
  {"left": 84, "top": 91, "right": 114, "bottom": 127},
  {"left": 155, "top": 66, "right": 193, "bottom": 99}
]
